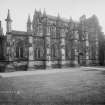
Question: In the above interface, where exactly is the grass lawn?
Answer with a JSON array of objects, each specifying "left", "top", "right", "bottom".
[{"left": 0, "top": 68, "right": 105, "bottom": 105}]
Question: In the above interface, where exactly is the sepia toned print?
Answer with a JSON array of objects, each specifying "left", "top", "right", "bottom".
[{"left": 0, "top": 0, "right": 105, "bottom": 104}]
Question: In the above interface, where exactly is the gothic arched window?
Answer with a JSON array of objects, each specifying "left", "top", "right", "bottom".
[
  {"left": 16, "top": 47, "right": 19, "bottom": 58},
  {"left": 51, "top": 44, "right": 58, "bottom": 59},
  {"left": 52, "top": 45, "right": 56, "bottom": 57},
  {"left": 35, "top": 47, "right": 44, "bottom": 59},
  {"left": 51, "top": 25, "right": 56, "bottom": 36},
  {"left": 16, "top": 47, "right": 24, "bottom": 58}
]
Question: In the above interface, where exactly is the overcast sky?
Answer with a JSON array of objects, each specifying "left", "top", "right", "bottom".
[{"left": 0, "top": 0, "right": 105, "bottom": 33}]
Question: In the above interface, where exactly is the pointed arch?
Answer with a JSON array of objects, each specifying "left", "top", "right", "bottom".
[
  {"left": 51, "top": 44, "right": 58, "bottom": 59},
  {"left": 34, "top": 47, "right": 44, "bottom": 59}
]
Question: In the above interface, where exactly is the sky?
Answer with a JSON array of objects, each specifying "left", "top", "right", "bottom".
[{"left": 0, "top": 0, "right": 105, "bottom": 34}]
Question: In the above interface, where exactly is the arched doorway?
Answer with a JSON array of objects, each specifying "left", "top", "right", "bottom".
[{"left": 78, "top": 52, "right": 84, "bottom": 65}]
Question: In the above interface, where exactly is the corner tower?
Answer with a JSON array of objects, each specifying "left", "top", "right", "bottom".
[{"left": 5, "top": 9, "right": 12, "bottom": 33}]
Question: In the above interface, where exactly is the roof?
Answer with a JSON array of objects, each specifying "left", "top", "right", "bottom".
[
  {"left": 46, "top": 14, "right": 69, "bottom": 23},
  {"left": 9, "top": 30, "right": 30, "bottom": 36}
]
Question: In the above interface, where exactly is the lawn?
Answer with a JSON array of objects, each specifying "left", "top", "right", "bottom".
[{"left": 0, "top": 67, "right": 105, "bottom": 105}]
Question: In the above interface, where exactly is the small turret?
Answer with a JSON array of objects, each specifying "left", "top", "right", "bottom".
[
  {"left": 56, "top": 13, "right": 61, "bottom": 26},
  {"left": 0, "top": 21, "right": 3, "bottom": 35},
  {"left": 39, "top": 9, "right": 42, "bottom": 16},
  {"left": 80, "top": 15, "right": 86, "bottom": 22},
  {"left": 33, "top": 9, "right": 37, "bottom": 17},
  {"left": 33, "top": 9, "right": 39, "bottom": 24},
  {"left": 27, "top": 15, "right": 32, "bottom": 33},
  {"left": 0, "top": 21, "right": 1, "bottom": 28},
  {"left": 68, "top": 17, "right": 74, "bottom": 31},
  {"left": 43, "top": 8, "right": 47, "bottom": 17},
  {"left": 5, "top": 9, "right": 12, "bottom": 33},
  {"left": 69, "top": 17, "right": 73, "bottom": 23},
  {"left": 57, "top": 13, "right": 60, "bottom": 20}
]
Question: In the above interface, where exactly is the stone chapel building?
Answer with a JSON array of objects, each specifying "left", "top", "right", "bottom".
[{"left": 0, "top": 9, "right": 99, "bottom": 71}]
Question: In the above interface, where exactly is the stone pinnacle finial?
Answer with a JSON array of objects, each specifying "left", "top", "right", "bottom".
[
  {"left": 0, "top": 21, "right": 3, "bottom": 35},
  {"left": 5, "top": 9, "right": 12, "bottom": 33},
  {"left": 0, "top": 21, "right": 1, "bottom": 28},
  {"left": 57, "top": 13, "right": 60, "bottom": 18},
  {"left": 6, "top": 9, "right": 12, "bottom": 22},
  {"left": 27, "top": 15, "right": 31, "bottom": 24},
  {"left": 39, "top": 8, "right": 42, "bottom": 16},
  {"left": 34, "top": 8, "right": 37, "bottom": 16},
  {"left": 43, "top": 8, "right": 46, "bottom": 17},
  {"left": 69, "top": 17, "right": 73, "bottom": 22}
]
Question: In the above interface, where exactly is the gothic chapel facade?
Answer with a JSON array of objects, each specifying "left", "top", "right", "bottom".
[{"left": 0, "top": 9, "right": 99, "bottom": 70}]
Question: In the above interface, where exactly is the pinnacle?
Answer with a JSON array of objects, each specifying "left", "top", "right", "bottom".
[
  {"left": 27, "top": 15, "right": 31, "bottom": 24},
  {"left": 5, "top": 9, "right": 12, "bottom": 22}
]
